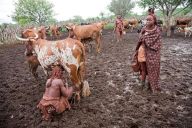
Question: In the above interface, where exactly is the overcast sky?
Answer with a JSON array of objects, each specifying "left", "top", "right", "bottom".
[{"left": 0, "top": 0, "right": 144, "bottom": 24}]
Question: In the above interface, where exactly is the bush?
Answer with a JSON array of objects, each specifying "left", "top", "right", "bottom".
[{"left": 104, "top": 23, "right": 114, "bottom": 30}]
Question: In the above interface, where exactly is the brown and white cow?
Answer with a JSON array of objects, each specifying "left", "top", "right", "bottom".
[
  {"left": 184, "top": 27, "right": 192, "bottom": 37},
  {"left": 22, "top": 27, "right": 46, "bottom": 79},
  {"left": 16, "top": 29, "right": 91, "bottom": 102},
  {"left": 65, "top": 21, "right": 107, "bottom": 53}
]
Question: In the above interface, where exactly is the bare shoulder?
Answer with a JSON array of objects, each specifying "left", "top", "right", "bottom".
[{"left": 53, "top": 78, "right": 63, "bottom": 84}]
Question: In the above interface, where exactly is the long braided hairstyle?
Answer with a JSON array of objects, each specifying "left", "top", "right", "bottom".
[{"left": 148, "top": 8, "right": 157, "bottom": 25}]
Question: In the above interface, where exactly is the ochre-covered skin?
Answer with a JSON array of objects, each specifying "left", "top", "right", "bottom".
[{"left": 37, "top": 66, "right": 73, "bottom": 120}]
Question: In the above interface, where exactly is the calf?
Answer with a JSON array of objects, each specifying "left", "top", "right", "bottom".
[{"left": 25, "top": 55, "right": 40, "bottom": 79}]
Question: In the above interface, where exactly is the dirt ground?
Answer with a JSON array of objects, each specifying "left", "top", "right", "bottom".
[{"left": 0, "top": 30, "right": 192, "bottom": 128}]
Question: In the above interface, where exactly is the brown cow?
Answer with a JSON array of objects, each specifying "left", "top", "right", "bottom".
[
  {"left": 16, "top": 29, "right": 91, "bottom": 102},
  {"left": 176, "top": 18, "right": 192, "bottom": 26},
  {"left": 175, "top": 18, "right": 192, "bottom": 35},
  {"left": 38, "top": 26, "right": 47, "bottom": 39},
  {"left": 123, "top": 19, "right": 129, "bottom": 29},
  {"left": 128, "top": 18, "right": 139, "bottom": 32},
  {"left": 25, "top": 55, "right": 40, "bottom": 79},
  {"left": 65, "top": 21, "right": 107, "bottom": 53},
  {"left": 46, "top": 25, "right": 62, "bottom": 39},
  {"left": 123, "top": 19, "right": 138, "bottom": 32}
]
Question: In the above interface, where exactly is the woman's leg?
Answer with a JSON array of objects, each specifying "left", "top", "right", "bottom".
[
  {"left": 119, "top": 31, "right": 123, "bottom": 41},
  {"left": 116, "top": 30, "right": 120, "bottom": 42},
  {"left": 140, "top": 62, "right": 147, "bottom": 88},
  {"left": 140, "top": 62, "right": 147, "bottom": 81}
]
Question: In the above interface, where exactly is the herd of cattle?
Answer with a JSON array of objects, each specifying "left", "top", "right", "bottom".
[
  {"left": 15, "top": 17, "right": 192, "bottom": 102},
  {"left": 20, "top": 17, "right": 192, "bottom": 41}
]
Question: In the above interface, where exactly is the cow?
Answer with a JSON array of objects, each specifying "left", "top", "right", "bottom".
[
  {"left": 16, "top": 29, "right": 91, "bottom": 102},
  {"left": 80, "top": 22, "right": 90, "bottom": 25},
  {"left": 25, "top": 55, "right": 40, "bottom": 79},
  {"left": 176, "top": 18, "right": 192, "bottom": 26},
  {"left": 123, "top": 19, "right": 139, "bottom": 32},
  {"left": 128, "top": 18, "right": 139, "bottom": 32},
  {"left": 22, "top": 27, "right": 46, "bottom": 80},
  {"left": 65, "top": 21, "right": 107, "bottom": 53},
  {"left": 123, "top": 19, "right": 129, "bottom": 29},
  {"left": 137, "top": 19, "right": 147, "bottom": 33},
  {"left": 174, "top": 18, "right": 192, "bottom": 35},
  {"left": 184, "top": 27, "right": 192, "bottom": 37},
  {"left": 37, "top": 26, "right": 47, "bottom": 39},
  {"left": 46, "top": 25, "right": 62, "bottom": 39}
]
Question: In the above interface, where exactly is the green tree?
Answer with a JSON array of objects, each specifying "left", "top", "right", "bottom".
[
  {"left": 108, "top": 0, "right": 135, "bottom": 18},
  {"left": 72, "top": 15, "right": 84, "bottom": 24},
  {"left": 12, "top": 0, "right": 55, "bottom": 26},
  {"left": 99, "top": 12, "right": 104, "bottom": 19},
  {"left": 139, "top": 0, "right": 192, "bottom": 36}
]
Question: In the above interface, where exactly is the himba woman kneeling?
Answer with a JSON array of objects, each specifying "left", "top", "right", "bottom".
[
  {"left": 37, "top": 65, "right": 73, "bottom": 120},
  {"left": 135, "top": 8, "right": 162, "bottom": 93}
]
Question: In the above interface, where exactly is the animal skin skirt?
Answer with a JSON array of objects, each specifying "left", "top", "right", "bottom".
[
  {"left": 37, "top": 96, "right": 71, "bottom": 113},
  {"left": 138, "top": 45, "right": 146, "bottom": 62}
]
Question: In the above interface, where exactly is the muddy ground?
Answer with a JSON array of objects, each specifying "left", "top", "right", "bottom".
[{"left": 0, "top": 30, "right": 192, "bottom": 128}]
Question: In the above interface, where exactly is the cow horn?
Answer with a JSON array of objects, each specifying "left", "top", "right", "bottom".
[
  {"left": 65, "top": 25, "right": 71, "bottom": 30},
  {"left": 33, "top": 33, "right": 38, "bottom": 39},
  {"left": 15, "top": 34, "right": 29, "bottom": 41}
]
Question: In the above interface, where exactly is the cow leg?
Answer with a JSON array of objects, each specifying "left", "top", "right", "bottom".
[
  {"left": 189, "top": 32, "right": 191, "bottom": 37},
  {"left": 32, "top": 65, "right": 39, "bottom": 80},
  {"left": 185, "top": 31, "right": 187, "bottom": 37},
  {"left": 69, "top": 66, "right": 82, "bottom": 103},
  {"left": 78, "top": 62, "right": 91, "bottom": 97},
  {"left": 95, "top": 36, "right": 101, "bottom": 53},
  {"left": 131, "top": 27, "right": 133, "bottom": 32}
]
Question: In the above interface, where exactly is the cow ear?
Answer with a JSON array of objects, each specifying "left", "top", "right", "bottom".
[{"left": 72, "top": 25, "right": 76, "bottom": 30}]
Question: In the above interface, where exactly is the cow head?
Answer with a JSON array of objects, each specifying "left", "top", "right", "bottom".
[
  {"left": 96, "top": 21, "right": 108, "bottom": 29},
  {"left": 38, "top": 26, "right": 47, "bottom": 39},
  {"left": 65, "top": 24, "right": 76, "bottom": 38},
  {"left": 16, "top": 28, "right": 39, "bottom": 56}
]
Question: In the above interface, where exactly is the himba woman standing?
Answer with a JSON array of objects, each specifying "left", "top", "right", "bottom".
[
  {"left": 135, "top": 8, "right": 162, "bottom": 93},
  {"left": 114, "top": 15, "right": 124, "bottom": 42}
]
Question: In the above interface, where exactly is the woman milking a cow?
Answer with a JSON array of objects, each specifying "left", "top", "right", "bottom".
[{"left": 133, "top": 8, "right": 162, "bottom": 93}]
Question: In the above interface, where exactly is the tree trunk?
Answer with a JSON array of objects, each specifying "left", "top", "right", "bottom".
[{"left": 164, "top": 15, "right": 172, "bottom": 37}]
